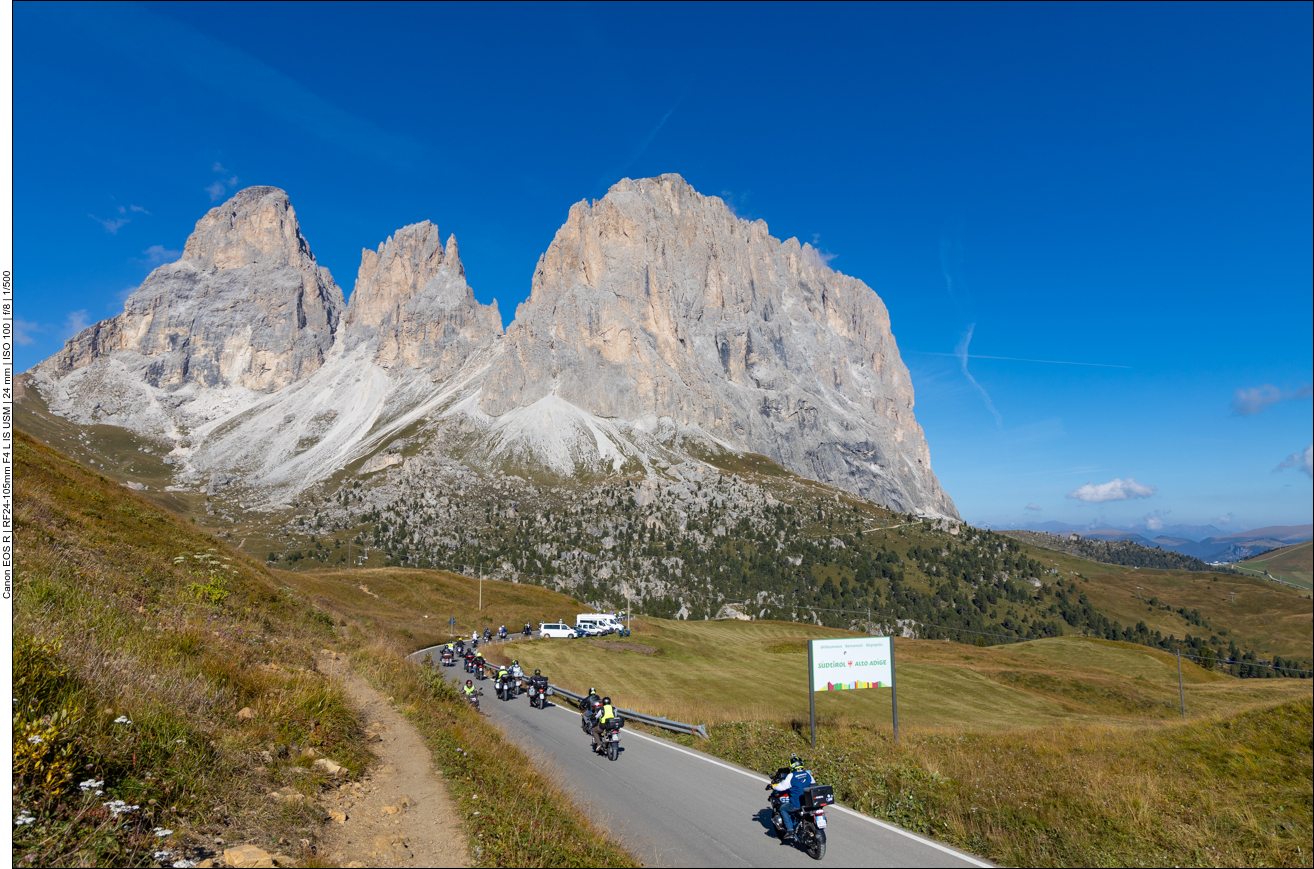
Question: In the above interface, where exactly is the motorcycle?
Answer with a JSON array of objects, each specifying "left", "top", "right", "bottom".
[
  {"left": 527, "top": 680, "right": 553, "bottom": 709},
  {"left": 766, "top": 770, "right": 832, "bottom": 860},
  {"left": 594, "top": 716, "right": 624, "bottom": 761},
  {"left": 498, "top": 626, "right": 508, "bottom": 640},
  {"left": 522, "top": 624, "right": 532, "bottom": 638},
  {"left": 454, "top": 639, "right": 465, "bottom": 656},
  {"left": 495, "top": 672, "right": 515, "bottom": 701},
  {"left": 474, "top": 659, "right": 486, "bottom": 680},
  {"left": 464, "top": 687, "right": 484, "bottom": 712},
  {"left": 483, "top": 629, "right": 492, "bottom": 643},
  {"left": 463, "top": 653, "right": 475, "bottom": 673},
  {"left": 509, "top": 663, "right": 525, "bottom": 694},
  {"left": 440, "top": 648, "right": 455, "bottom": 667}
]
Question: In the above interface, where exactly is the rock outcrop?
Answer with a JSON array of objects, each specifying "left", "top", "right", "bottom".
[
  {"left": 41, "top": 187, "right": 344, "bottom": 392},
  {"left": 342, "top": 221, "right": 502, "bottom": 374},
  {"left": 481, "top": 175, "right": 957, "bottom": 516}
]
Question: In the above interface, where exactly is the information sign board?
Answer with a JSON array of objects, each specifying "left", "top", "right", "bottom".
[{"left": 809, "top": 636, "right": 893, "bottom": 691}]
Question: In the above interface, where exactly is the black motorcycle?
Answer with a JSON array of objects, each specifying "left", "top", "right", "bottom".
[
  {"left": 522, "top": 625, "right": 532, "bottom": 638},
  {"left": 463, "top": 653, "right": 475, "bottom": 673},
  {"left": 527, "top": 680, "right": 553, "bottom": 709},
  {"left": 464, "top": 687, "right": 484, "bottom": 712},
  {"left": 474, "top": 659, "right": 486, "bottom": 680},
  {"left": 596, "top": 716, "right": 624, "bottom": 761},
  {"left": 454, "top": 640, "right": 466, "bottom": 656},
  {"left": 483, "top": 629, "right": 492, "bottom": 642},
  {"left": 440, "top": 648, "right": 455, "bottom": 667},
  {"left": 766, "top": 770, "right": 831, "bottom": 860}
]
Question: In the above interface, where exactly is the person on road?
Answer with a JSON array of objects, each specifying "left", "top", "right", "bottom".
[
  {"left": 523, "top": 622, "right": 533, "bottom": 635},
  {"left": 591, "top": 696, "right": 618, "bottom": 752},
  {"left": 581, "top": 687, "right": 602, "bottom": 731},
  {"left": 771, "top": 755, "right": 814, "bottom": 842},
  {"left": 462, "top": 679, "right": 476, "bottom": 700}
]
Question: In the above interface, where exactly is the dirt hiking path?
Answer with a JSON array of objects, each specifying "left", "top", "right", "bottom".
[{"left": 317, "top": 651, "right": 469, "bottom": 868}]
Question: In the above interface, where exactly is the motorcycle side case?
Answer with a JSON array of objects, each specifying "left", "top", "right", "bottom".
[{"left": 800, "top": 785, "right": 834, "bottom": 809}]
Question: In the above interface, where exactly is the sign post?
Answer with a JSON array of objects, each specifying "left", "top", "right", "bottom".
[
  {"left": 807, "top": 641, "right": 817, "bottom": 747},
  {"left": 808, "top": 636, "right": 898, "bottom": 746}
]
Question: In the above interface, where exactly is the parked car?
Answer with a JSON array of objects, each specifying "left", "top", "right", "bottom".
[{"left": 539, "top": 622, "right": 578, "bottom": 639}]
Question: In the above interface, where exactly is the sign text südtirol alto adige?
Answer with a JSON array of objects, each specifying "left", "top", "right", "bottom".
[{"left": 809, "top": 636, "right": 893, "bottom": 691}]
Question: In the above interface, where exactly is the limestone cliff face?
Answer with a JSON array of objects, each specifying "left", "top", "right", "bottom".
[
  {"left": 481, "top": 174, "right": 957, "bottom": 517},
  {"left": 40, "top": 186, "right": 344, "bottom": 392},
  {"left": 343, "top": 221, "right": 502, "bottom": 374}
]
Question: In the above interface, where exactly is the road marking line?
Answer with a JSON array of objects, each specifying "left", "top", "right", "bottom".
[{"left": 554, "top": 705, "right": 991, "bottom": 867}]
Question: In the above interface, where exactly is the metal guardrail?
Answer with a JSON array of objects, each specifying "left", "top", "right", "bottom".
[{"left": 549, "top": 683, "right": 708, "bottom": 740}]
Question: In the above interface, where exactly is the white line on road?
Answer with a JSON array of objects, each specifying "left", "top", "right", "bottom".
[{"left": 550, "top": 704, "right": 992, "bottom": 867}]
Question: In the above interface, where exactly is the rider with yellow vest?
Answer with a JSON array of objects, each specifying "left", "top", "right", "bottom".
[{"left": 590, "top": 696, "right": 617, "bottom": 752}]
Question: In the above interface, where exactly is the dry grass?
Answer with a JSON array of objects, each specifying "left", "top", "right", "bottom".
[
  {"left": 696, "top": 700, "right": 1312, "bottom": 868},
  {"left": 11, "top": 430, "right": 636, "bottom": 868}
]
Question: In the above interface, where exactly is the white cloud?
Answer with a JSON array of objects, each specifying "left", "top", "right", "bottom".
[
  {"left": 1025, "top": 503, "right": 1041, "bottom": 511},
  {"left": 206, "top": 166, "right": 241, "bottom": 202},
  {"left": 63, "top": 310, "right": 91, "bottom": 340},
  {"left": 1067, "top": 477, "right": 1156, "bottom": 503},
  {"left": 142, "top": 245, "right": 183, "bottom": 265},
  {"left": 1146, "top": 515, "right": 1163, "bottom": 531},
  {"left": 1216, "top": 513, "right": 1234, "bottom": 525},
  {"left": 1232, "top": 383, "right": 1312, "bottom": 416},
  {"left": 129, "top": 204, "right": 150, "bottom": 214},
  {"left": 89, "top": 214, "right": 130, "bottom": 234},
  {"left": 1276, "top": 445, "right": 1313, "bottom": 479},
  {"left": 14, "top": 318, "right": 42, "bottom": 345}
]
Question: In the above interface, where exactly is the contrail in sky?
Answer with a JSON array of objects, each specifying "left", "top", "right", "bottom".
[
  {"left": 601, "top": 96, "right": 685, "bottom": 191},
  {"left": 910, "top": 351, "right": 1130, "bottom": 369},
  {"left": 956, "top": 324, "right": 1003, "bottom": 428}
]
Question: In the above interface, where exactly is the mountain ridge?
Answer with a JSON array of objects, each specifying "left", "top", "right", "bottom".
[{"left": 30, "top": 176, "right": 957, "bottom": 519}]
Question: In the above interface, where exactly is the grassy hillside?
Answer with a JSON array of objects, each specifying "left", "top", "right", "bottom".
[
  {"left": 506, "top": 618, "right": 1310, "bottom": 731},
  {"left": 505, "top": 617, "right": 1312, "bottom": 868},
  {"left": 11, "top": 430, "right": 634, "bottom": 868},
  {"left": 1234, "top": 540, "right": 1314, "bottom": 591}
]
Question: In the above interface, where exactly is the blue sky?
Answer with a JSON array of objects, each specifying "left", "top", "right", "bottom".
[{"left": 14, "top": 1, "right": 1312, "bottom": 530}]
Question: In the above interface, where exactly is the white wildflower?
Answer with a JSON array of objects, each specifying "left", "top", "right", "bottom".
[
  {"left": 114, "top": 716, "right": 132, "bottom": 725},
  {"left": 15, "top": 812, "right": 35, "bottom": 826},
  {"left": 153, "top": 827, "right": 174, "bottom": 837},
  {"left": 27, "top": 735, "right": 43, "bottom": 744},
  {"left": 79, "top": 778, "right": 105, "bottom": 792},
  {"left": 172, "top": 861, "right": 197, "bottom": 869},
  {"left": 103, "top": 799, "right": 140, "bottom": 817}
]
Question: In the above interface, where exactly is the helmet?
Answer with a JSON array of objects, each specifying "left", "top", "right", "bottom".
[
  {"left": 513, "top": 659, "right": 519, "bottom": 666},
  {"left": 790, "top": 755, "right": 804, "bottom": 771},
  {"left": 602, "top": 696, "right": 611, "bottom": 705},
  {"left": 534, "top": 669, "right": 541, "bottom": 676},
  {"left": 588, "top": 687, "right": 596, "bottom": 695},
  {"left": 466, "top": 680, "right": 472, "bottom": 686}
]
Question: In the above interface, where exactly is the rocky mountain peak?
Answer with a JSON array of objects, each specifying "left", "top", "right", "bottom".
[
  {"left": 343, "top": 222, "right": 500, "bottom": 371},
  {"left": 35, "top": 186, "right": 345, "bottom": 420},
  {"left": 482, "top": 173, "right": 957, "bottom": 516},
  {"left": 181, "top": 186, "right": 314, "bottom": 271}
]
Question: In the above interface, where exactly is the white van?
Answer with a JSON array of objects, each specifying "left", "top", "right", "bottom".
[
  {"left": 575, "top": 614, "right": 612, "bottom": 636},
  {"left": 539, "top": 622, "right": 577, "bottom": 639}
]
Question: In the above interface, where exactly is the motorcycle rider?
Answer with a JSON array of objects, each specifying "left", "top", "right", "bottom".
[
  {"left": 484, "top": 628, "right": 492, "bottom": 642},
  {"left": 523, "top": 622, "right": 533, "bottom": 635},
  {"left": 495, "top": 663, "right": 511, "bottom": 696},
  {"left": 462, "top": 679, "right": 477, "bottom": 700},
  {"left": 591, "top": 696, "right": 618, "bottom": 752},
  {"left": 771, "top": 755, "right": 814, "bottom": 842},
  {"left": 581, "top": 687, "right": 602, "bottom": 731}
]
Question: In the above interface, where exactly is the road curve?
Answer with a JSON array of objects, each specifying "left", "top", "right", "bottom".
[{"left": 413, "top": 644, "right": 990, "bottom": 868}]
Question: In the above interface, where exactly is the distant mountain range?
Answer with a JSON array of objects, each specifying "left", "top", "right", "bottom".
[{"left": 992, "top": 522, "right": 1313, "bottom": 563}]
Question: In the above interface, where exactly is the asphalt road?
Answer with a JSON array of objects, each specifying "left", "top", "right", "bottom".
[{"left": 414, "top": 644, "right": 989, "bottom": 868}]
